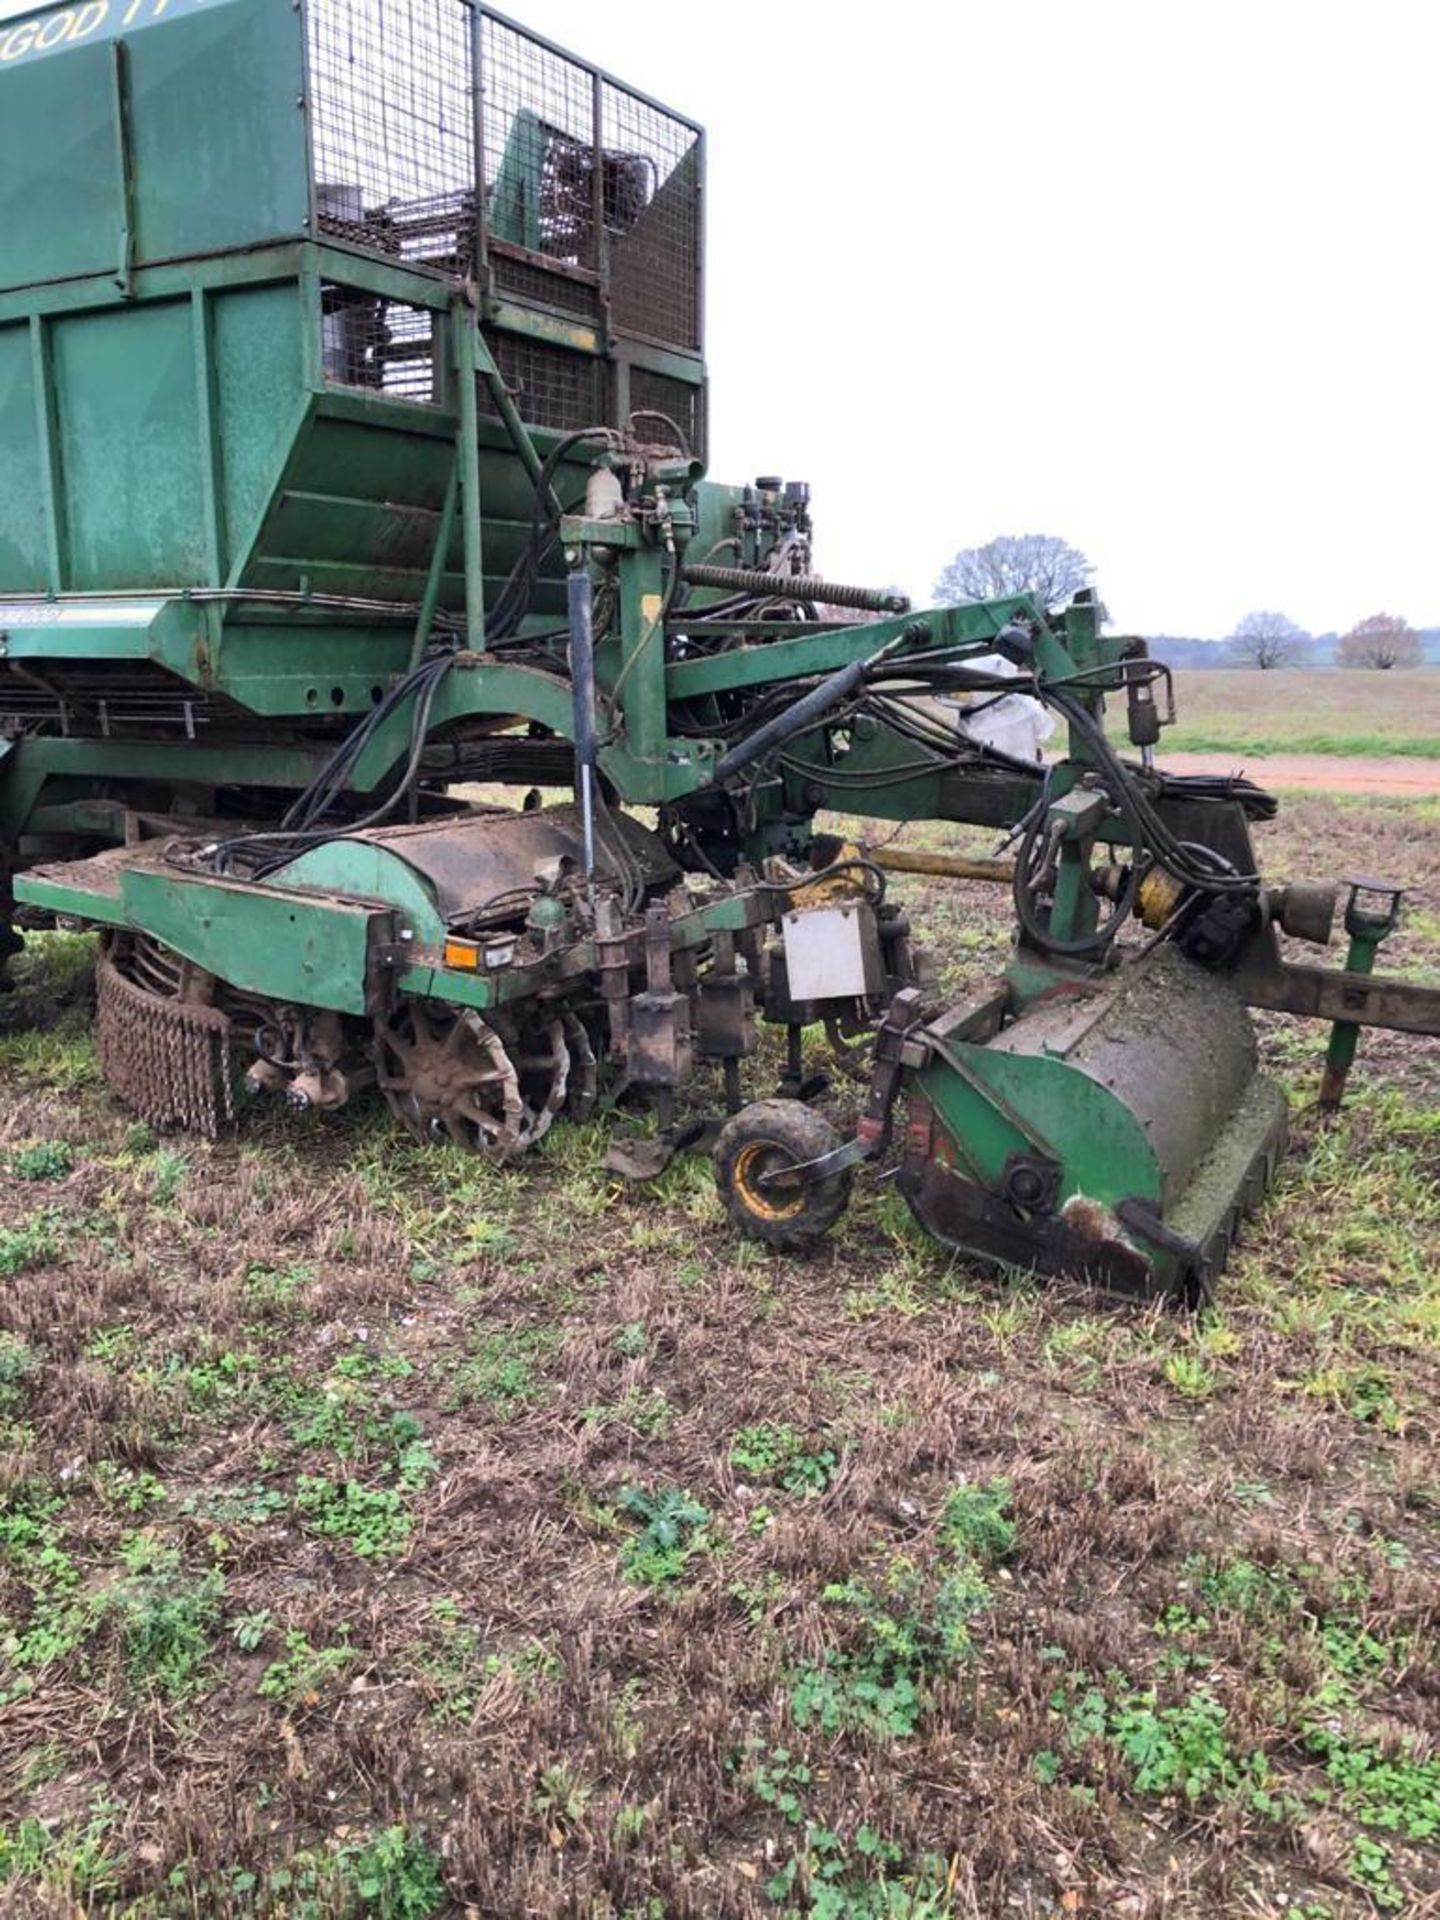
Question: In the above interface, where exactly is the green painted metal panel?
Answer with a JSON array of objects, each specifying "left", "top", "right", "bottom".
[
  {"left": 213, "top": 283, "right": 306, "bottom": 576},
  {"left": 241, "top": 412, "right": 458, "bottom": 605},
  {"left": 0, "top": 38, "right": 121, "bottom": 289},
  {"left": 267, "top": 842, "right": 447, "bottom": 943},
  {"left": 209, "top": 622, "right": 405, "bottom": 715},
  {"left": 918, "top": 1048, "right": 1164, "bottom": 1210},
  {"left": 285, "top": 418, "right": 454, "bottom": 513},
  {"left": 0, "top": 241, "right": 309, "bottom": 324},
  {"left": 51, "top": 297, "right": 208, "bottom": 588},
  {"left": 268, "top": 494, "right": 449, "bottom": 577},
  {"left": 665, "top": 600, "right": 1035, "bottom": 701},
  {"left": 240, "top": 555, "right": 437, "bottom": 601},
  {"left": 0, "top": 595, "right": 183, "bottom": 660},
  {"left": 0, "top": 0, "right": 307, "bottom": 292},
  {"left": 120, "top": 864, "right": 387, "bottom": 1013},
  {"left": 12, "top": 869, "right": 129, "bottom": 927},
  {"left": 0, "top": 324, "right": 45, "bottom": 589},
  {"left": 395, "top": 963, "right": 495, "bottom": 1012},
  {"left": 125, "top": 0, "right": 307, "bottom": 265}
]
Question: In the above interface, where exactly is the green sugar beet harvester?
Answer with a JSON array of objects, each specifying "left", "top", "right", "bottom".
[{"left": 0, "top": 0, "right": 1435, "bottom": 1298}]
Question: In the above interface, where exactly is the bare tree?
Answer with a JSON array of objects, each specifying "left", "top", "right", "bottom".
[
  {"left": 1338, "top": 611, "right": 1422, "bottom": 670},
  {"left": 933, "top": 534, "right": 1093, "bottom": 613},
  {"left": 1226, "top": 610, "right": 1311, "bottom": 670}
]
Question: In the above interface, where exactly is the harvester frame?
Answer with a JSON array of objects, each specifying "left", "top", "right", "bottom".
[{"left": 0, "top": 0, "right": 1435, "bottom": 1300}]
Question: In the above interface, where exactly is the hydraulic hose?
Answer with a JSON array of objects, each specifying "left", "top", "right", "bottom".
[{"left": 712, "top": 634, "right": 908, "bottom": 783}]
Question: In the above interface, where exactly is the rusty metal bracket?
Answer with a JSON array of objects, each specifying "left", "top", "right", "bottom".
[{"left": 756, "top": 987, "right": 926, "bottom": 1192}]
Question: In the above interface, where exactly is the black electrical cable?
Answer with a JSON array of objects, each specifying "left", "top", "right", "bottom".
[
  {"left": 755, "top": 855, "right": 888, "bottom": 907},
  {"left": 1010, "top": 794, "right": 1143, "bottom": 959},
  {"left": 627, "top": 408, "right": 691, "bottom": 458},
  {"left": 1046, "top": 690, "right": 1260, "bottom": 892}
]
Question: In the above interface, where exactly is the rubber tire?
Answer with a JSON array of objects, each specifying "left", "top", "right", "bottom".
[{"left": 714, "top": 1098, "right": 852, "bottom": 1249}]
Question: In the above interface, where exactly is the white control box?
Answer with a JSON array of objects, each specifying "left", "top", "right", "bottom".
[{"left": 781, "top": 901, "right": 884, "bottom": 1002}]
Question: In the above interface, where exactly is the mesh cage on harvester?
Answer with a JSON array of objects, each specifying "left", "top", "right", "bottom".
[
  {"left": 303, "top": 0, "right": 705, "bottom": 424},
  {"left": 307, "top": 0, "right": 476, "bottom": 269}
]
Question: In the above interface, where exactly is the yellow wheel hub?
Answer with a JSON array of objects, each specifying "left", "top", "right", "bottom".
[{"left": 732, "top": 1139, "right": 805, "bottom": 1221}]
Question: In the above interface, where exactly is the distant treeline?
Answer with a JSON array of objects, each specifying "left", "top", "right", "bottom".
[{"left": 1151, "top": 629, "right": 1440, "bottom": 668}]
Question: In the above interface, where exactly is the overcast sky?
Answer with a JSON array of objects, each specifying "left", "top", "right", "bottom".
[
  {"left": 6, "top": 0, "right": 1434, "bottom": 635},
  {"left": 518, "top": 0, "right": 1436, "bottom": 637}
]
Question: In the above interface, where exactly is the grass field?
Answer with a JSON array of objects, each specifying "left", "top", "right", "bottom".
[
  {"left": 1163, "top": 670, "right": 1440, "bottom": 760},
  {"left": 0, "top": 795, "right": 1436, "bottom": 1918}
]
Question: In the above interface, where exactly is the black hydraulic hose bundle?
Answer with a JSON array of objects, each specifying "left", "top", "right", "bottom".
[
  {"left": 1007, "top": 683, "right": 1264, "bottom": 959},
  {"left": 198, "top": 651, "right": 457, "bottom": 878},
  {"left": 711, "top": 632, "right": 912, "bottom": 783},
  {"left": 1046, "top": 689, "right": 1260, "bottom": 894},
  {"left": 488, "top": 426, "right": 613, "bottom": 645}
]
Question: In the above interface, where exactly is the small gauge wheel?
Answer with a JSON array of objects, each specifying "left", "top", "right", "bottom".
[{"left": 714, "top": 1099, "right": 852, "bottom": 1248}]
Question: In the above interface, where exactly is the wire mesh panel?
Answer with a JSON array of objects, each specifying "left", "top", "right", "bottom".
[
  {"left": 305, "top": 0, "right": 704, "bottom": 425},
  {"left": 307, "top": 0, "right": 476, "bottom": 269},
  {"left": 479, "top": 12, "right": 597, "bottom": 271},
  {"left": 478, "top": 11, "right": 702, "bottom": 352},
  {"left": 322, "top": 284, "right": 439, "bottom": 401},
  {"left": 490, "top": 252, "right": 601, "bottom": 321},
  {"left": 602, "top": 84, "right": 701, "bottom": 351},
  {"left": 477, "top": 333, "right": 602, "bottom": 433},
  {"left": 629, "top": 366, "right": 705, "bottom": 461}
]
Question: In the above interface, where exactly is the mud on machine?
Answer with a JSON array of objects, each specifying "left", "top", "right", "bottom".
[{"left": 0, "top": 0, "right": 1435, "bottom": 1299}]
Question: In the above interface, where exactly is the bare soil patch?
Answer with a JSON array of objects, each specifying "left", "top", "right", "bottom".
[{"left": 1161, "top": 752, "right": 1440, "bottom": 797}]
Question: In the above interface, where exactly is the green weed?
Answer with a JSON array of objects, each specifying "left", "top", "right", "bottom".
[
  {"left": 256, "top": 1627, "right": 356, "bottom": 1705},
  {"left": 8, "top": 1139, "right": 73, "bottom": 1180},
  {"left": 1048, "top": 1674, "right": 1270, "bottom": 1808},
  {"left": 765, "top": 1820, "right": 952, "bottom": 1917},
  {"left": 0, "top": 1801, "right": 120, "bottom": 1903},
  {"left": 295, "top": 1476, "right": 412, "bottom": 1558},
  {"left": 338, "top": 1825, "right": 445, "bottom": 1919},
  {"left": 450, "top": 1325, "right": 557, "bottom": 1412},
  {"left": 244, "top": 1258, "right": 314, "bottom": 1316},
  {"left": 332, "top": 1345, "right": 414, "bottom": 1383},
  {"left": 745, "top": 1742, "right": 812, "bottom": 1827},
  {"left": 181, "top": 1482, "right": 287, "bottom": 1528},
  {"left": 582, "top": 1386, "right": 673, "bottom": 1436},
  {"left": 0, "top": 1212, "right": 60, "bottom": 1277},
  {"left": 790, "top": 1483, "right": 1015, "bottom": 1740},
  {"left": 1161, "top": 1351, "right": 1217, "bottom": 1400},
  {"left": 938, "top": 1480, "right": 1016, "bottom": 1565},
  {"left": 1302, "top": 1362, "right": 1403, "bottom": 1432},
  {"left": 731, "top": 1421, "right": 838, "bottom": 1497},
  {"left": 616, "top": 1484, "right": 712, "bottom": 1585},
  {"left": 290, "top": 1391, "right": 435, "bottom": 1487},
  {"left": 148, "top": 1149, "right": 190, "bottom": 1204},
  {"left": 612, "top": 1319, "right": 649, "bottom": 1357},
  {"left": 0, "top": 1008, "right": 99, "bottom": 1090},
  {"left": 794, "top": 1560, "right": 991, "bottom": 1739},
  {"left": 105, "top": 1535, "right": 224, "bottom": 1700},
  {"left": 417, "top": 1600, "right": 557, "bottom": 1723},
  {"left": 534, "top": 1761, "right": 594, "bottom": 1830},
  {"left": 0, "top": 1333, "right": 36, "bottom": 1417}
]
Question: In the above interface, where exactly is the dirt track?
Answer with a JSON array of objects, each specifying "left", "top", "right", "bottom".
[{"left": 1162, "top": 751, "right": 1440, "bottom": 797}]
